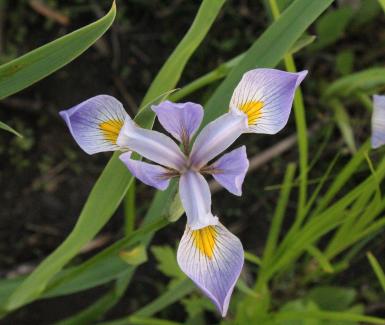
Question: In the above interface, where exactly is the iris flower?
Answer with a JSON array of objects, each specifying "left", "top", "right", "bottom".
[
  {"left": 372, "top": 95, "right": 385, "bottom": 149},
  {"left": 60, "top": 68, "right": 307, "bottom": 316}
]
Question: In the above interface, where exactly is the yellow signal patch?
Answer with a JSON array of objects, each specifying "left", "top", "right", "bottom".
[
  {"left": 99, "top": 119, "right": 124, "bottom": 144},
  {"left": 239, "top": 101, "right": 264, "bottom": 125},
  {"left": 192, "top": 226, "right": 217, "bottom": 259}
]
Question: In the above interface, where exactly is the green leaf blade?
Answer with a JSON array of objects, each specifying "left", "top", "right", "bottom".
[{"left": 0, "top": 2, "right": 116, "bottom": 100}]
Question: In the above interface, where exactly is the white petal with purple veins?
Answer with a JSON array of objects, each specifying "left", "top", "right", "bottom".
[
  {"left": 119, "top": 152, "right": 171, "bottom": 190},
  {"left": 117, "top": 118, "right": 186, "bottom": 171},
  {"left": 230, "top": 68, "right": 308, "bottom": 134},
  {"left": 371, "top": 95, "right": 385, "bottom": 149},
  {"left": 152, "top": 101, "right": 204, "bottom": 144},
  {"left": 177, "top": 222, "right": 244, "bottom": 317},
  {"left": 190, "top": 111, "right": 248, "bottom": 169},
  {"left": 179, "top": 171, "right": 218, "bottom": 229},
  {"left": 59, "top": 95, "right": 129, "bottom": 154},
  {"left": 211, "top": 146, "right": 249, "bottom": 196}
]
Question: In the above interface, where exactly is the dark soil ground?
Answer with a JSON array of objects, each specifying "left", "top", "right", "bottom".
[{"left": 1, "top": 0, "right": 385, "bottom": 324}]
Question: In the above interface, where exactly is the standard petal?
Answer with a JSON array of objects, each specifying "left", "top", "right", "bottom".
[
  {"left": 371, "top": 95, "right": 385, "bottom": 149},
  {"left": 59, "top": 95, "right": 129, "bottom": 154},
  {"left": 189, "top": 111, "right": 248, "bottom": 169},
  {"left": 211, "top": 146, "right": 249, "bottom": 196},
  {"left": 179, "top": 171, "right": 218, "bottom": 230},
  {"left": 119, "top": 152, "right": 171, "bottom": 190},
  {"left": 117, "top": 118, "right": 186, "bottom": 170},
  {"left": 177, "top": 222, "right": 244, "bottom": 317},
  {"left": 230, "top": 68, "right": 308, "bottom": 134},
  {"left": 151, "top": 101, "right": 204, "bottom": 144}
]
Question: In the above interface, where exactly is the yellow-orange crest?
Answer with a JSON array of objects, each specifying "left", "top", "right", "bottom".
[
  {"left": 192, "top": 226, "right": 217, "bottom": 259},
  {"left": 99, "top": 119, "right": 124, "bottom": 144},
  {"left": 239, "top": 101, "right": 264, "bottom": 125}
]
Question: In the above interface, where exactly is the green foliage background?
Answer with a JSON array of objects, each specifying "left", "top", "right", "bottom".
[{"left": 1, "top": 0, "right": 385, "bottom": 324}]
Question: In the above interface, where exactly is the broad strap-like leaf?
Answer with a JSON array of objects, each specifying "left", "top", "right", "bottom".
[{"left": 0, "top": 2, "right": 116, "bottom": 99}]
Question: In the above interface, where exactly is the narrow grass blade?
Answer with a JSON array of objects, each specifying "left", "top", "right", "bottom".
[
  {"left": 0, "top": 120, "right": 22, "bottom": 137},
  {"left": 0, "top": 2, "right": 116, "bottom": 100},
  {"left": 323, "top": 68, "right": 385, "bottom": 100},
  {"left": 306, "top": 245, "right": 334, "bottom": 273},
  {"left": 312, "top": 140, "right": 370, "bottom": 216},
  {"left": 244, "top": 251, "right": 262, "bottom": 266},
  {"left": 330, "top": 98, "right": 357, "bottom": 153},
  {"left": 289, "top": 34, "right": 316, "bottom": 54},
  {"left": 134, "top": 279, "right": 195, "bottom": 317},
  {"left": 367, "top": 252, "right": 385, "bottom": 293},
  {"left": 303, "top": 152, "right": 340, "bottom": 217},
  {"left": 355, "top": 91, "right": 373, "bottom": 112},
  {"left": 262, "top": 163, "right": 296, "bottom": 266}
]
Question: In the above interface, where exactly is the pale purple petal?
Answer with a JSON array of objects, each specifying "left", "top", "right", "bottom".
[
  {"left": 119, "top": 152, "right": 171, "bottom": 190},
  {"left": 117, "top": 118, "right": 186, "bottom": 171},
  {"left": 211, "top": 146, "right": 249, "bottom": 196},
  {"left": 59, "top": 95, "right": 129, "bottom": 154},
  {"left": 177, "top": 222, "right": 244, "bottom": 317},
  {"left": 189, "top": 111, "right": 248, "bottom": 169},
  {"left": 179, "top": 171, "right": 218, "bottom": 230},
  {"left": 295, "top": 70, "right": 308, "bottom": 87},
  {"left": 371, "top": 95, "right": 385, "bottom": 149},
  {"left": 151, "top": 101, "right": 204, "bottom": 143},
  {"left": 230, "top": 68, "right": 308, "bottom": 134}
]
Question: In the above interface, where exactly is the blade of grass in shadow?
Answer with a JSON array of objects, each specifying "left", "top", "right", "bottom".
[
  {"left": 256, "top": 163, "right": 296, "bottom": 291},
  {"left": 3, "top": 0, "right": 225, "bottom": 312},
  {"left": 322, "top": 68, "right": 385, "bottom": 100},
  {"left": 0, "top": 2, "right": 116, "bottom": 100},
  {"left": 262, "top": 163, "right": 296, "bottom": 267},
  {"left": 0, "top": 120, "right": 23, "bottom": 137},
  {"left": 312, "top": 140, "right": 370, "bottom": 216},
  {"left": 367, "top": 252, "right": 385, "bottom": 293},
  {"left": 306, "top": 245, "right": 334, "bottom": 273},
  {"left": 330, "top": 98, "right": 357, "bottom": 153},
  {"left": 303, "top": 152, "right": 341, "bottom": 217}
]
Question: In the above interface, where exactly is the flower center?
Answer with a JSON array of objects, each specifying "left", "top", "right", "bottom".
[
  {"left": 99, "top": 119, "right": 124, "bottom": 144},
  {"left": 192, "top": 226, "right": 217, "bottom": 259},
  {"left": 239, "top": 100, "right": 264, "bottom": 125}
]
